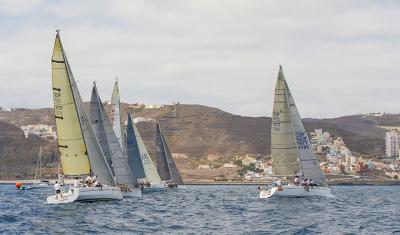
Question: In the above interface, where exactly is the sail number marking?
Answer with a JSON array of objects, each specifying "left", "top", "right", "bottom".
[{"left": 295, "top": 131, "right": 310, "bottom": 150}]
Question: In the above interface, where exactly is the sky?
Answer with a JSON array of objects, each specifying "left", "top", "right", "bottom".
[{"left": 0, "top": 0, "right": 399, "bottom": 118}]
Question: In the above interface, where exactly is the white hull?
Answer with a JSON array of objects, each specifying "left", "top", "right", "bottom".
[
  {"left": 47, "top": 186, "right": 122, "bottom": 204},
  {"left": 141, "top": 183, "right": 168, "bottom": 193},
  {"left": 122, "top": 188, "right": 142, "bottom": 198},
  {"left": 260, "top": 185, "right": 332, "bottom": 199},
  {"left": 28, "top": 183, "right": 49, "bottom": 189}
]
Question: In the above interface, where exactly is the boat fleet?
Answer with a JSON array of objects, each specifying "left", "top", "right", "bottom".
[{"left": 39, "top": 31, "right": 332, "bottom": 203}]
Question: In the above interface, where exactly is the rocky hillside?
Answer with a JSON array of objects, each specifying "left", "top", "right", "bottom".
[{"left": 0, "top": 104, "right": 395, "bottom": 179}]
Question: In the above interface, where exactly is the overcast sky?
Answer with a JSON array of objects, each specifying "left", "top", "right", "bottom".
[{"left": 0, "top": 0, "right": 399, "bottom": 118}]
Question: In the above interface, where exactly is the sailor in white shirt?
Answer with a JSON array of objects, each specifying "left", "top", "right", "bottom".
[{"left": 54, "top": 181, "right": 63, "bottom": 199}]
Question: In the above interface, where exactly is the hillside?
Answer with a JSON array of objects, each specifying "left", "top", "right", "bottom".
[{"left": 0, "top": 104, "right": 394, "bottom": 179}]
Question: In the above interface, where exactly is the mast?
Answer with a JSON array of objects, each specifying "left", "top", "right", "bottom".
[
  {"left": 126, "top": 113, "right": 146, "bottom": 179},
  {"left": 90, "top": 84, "right": 138, "bottom": 189},
  {"left": 271, "top": 65, "right": 301, "bottom": 177},
  {"left": 52, "top": 32, "right": 116, "bottom": 186}
]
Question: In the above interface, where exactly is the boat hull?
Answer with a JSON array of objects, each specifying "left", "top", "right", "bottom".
[
  {"left": 122, "top": 188, "right": 142, "bottom": 198},
  {"left": 260, "top": 185, "right": 332, "bottom": 198},
  {"left": 47, "top": 186, "right": 123, "bottom": 204}
]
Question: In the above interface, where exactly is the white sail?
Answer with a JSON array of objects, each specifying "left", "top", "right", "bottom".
[
  {"left": 271, "top": 66, "right": 301, "bottom": 176},
  {"left": 284, "top": 79, "right": 326, "bottom": 184},
  {"left": 52, "top": 32, "right": 116, "bottom": 186},
  {"left": 110, "top": 80, "right": 124, "bottom": 150},
  {"left": 131, "top": 117, "right": 162, "bottom": 184}
]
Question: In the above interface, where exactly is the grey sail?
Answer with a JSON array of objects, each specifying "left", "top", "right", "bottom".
[
  {"left": 89, "top": 83, "right": 113, "bottom": 174},
  {"left": 155, "top": 122, "right": 172, "bottom": 181},
  {"left": 126, "top": 113, "right": 146, "bottom": 179},
  {"left": 284, "top": 78, "right": 326, "bottom": 184},
  {"left": 156, "top": 122, "right": 183, "bottom": 184},
  {"left": 271, "top": 66, "right": 301, "bottom": 176},
  {"left": 133, "top": 119, "right": 162, "bottom": 184},
  {"left": 54, "top": 32, "right": 116, "bottom": 186},
  {"left": 163, "top": 137, "right": 184, "bottom": 185},
  {"left": 89, "top": 84, "right": 138, "bottom": 189}
]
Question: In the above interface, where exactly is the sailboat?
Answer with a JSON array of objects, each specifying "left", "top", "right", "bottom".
[
  {"left": 126, "top": 114, "right": 165, "bottom": 191},
  {"left": 89, "top": 83, "right": 141, "bottom": 198},
  {"left": 47, "top": 31, "right": 122, "bottom": 204},
  {"left": 259, "top": 66, "right": 331, "bottom": 198},
  {"left": 155, "top": 122, "right": 184, "bottom": 188},
  {"left": 30, "top": 146, "right": 49, "bottom": 189}
]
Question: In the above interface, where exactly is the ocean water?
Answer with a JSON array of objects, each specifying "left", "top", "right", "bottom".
[{"left": 0, "top": 185, "right": 399, "bottom": 235}]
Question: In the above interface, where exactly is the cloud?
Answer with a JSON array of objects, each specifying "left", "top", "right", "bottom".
[{"left": 0, "top": 0, "right": 399, "bottom": 118}]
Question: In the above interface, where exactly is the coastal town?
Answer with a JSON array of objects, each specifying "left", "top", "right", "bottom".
[{"left": 1, "top": 106, "right": 400, "bottom": 184}]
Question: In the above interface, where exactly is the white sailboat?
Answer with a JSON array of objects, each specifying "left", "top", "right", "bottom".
[
  {"left": 155, "top": 122, "right": 184, "bottom": 188},
  {"left": 126, "top": 114, "right": 165, "bottom": 192},
  {"left": 30, "top": 146, "right": 49, "bottom": 189},
  {"left": 259, "top": 66, "right": 331, "bottom": 199},
  {"left": 47, "top": 31, "right": 122, "bottom": 204},
  {"left": 89, "top": 83, "right": 141, "bottom": 198}
]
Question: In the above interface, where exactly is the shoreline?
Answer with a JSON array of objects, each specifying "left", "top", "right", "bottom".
[{"left": 2, "top": 179, "right": 399, "bottom": 186}]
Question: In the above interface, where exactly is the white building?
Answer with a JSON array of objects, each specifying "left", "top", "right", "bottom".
[
  {"left": 21, "top": 124, "right": 55, "bottom": 139},
  {"left": 386, "top": 130, "right": 400, "bottom": 158}
]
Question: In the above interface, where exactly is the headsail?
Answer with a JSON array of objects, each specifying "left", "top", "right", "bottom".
[
  {"left": 52, "top": 32, "right": 115, "bottom": 186},
  {"left": 126, "top": 113, "right": 146, "bottom": 179},
  {"left": 127, "top": 114, "right": 162, "bottom": 184},
  {"left": 271, "top": 66, "right": 301, "bottom": 176},
  {"left": 155, "top": 122, "right": 183, "bottom": 184},
  {"left": 90, "top": 84, "right": 138, "bottom": 189},
  {"left": 110, "top": 80, "right": 124, "bottom": 150},
  {"left": 284, "top": 78, "right": 326, "bottom": 184}
]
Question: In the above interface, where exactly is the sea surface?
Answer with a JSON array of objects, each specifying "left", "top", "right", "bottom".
[{"left": 0, "top": 184, "right": 399, "bottom": 234}]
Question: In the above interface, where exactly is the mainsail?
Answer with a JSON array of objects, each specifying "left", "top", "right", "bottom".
[
  {"left": 271, "top": 66, "right": 325, "bottom": 184},
  {"left": 51, "top": 32, "right": 115, "bottom": 186},
  {"left": 89, "top": 84, "right": 138, "bottom": 189},
  {"left": 126, "top": 114, "right": 162, "bottom": 184},
  {"left": 110, "top": 80, "right": 124, "bottom": 150},
  {"left": 155, "top": 122, "right": 183, "bottom": 184},
  {"left": 89, "top": 83, "right": 112, "bottom": 171},
  {"left": 271, "top": 66, "right": 300, "bottom": 176}
]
